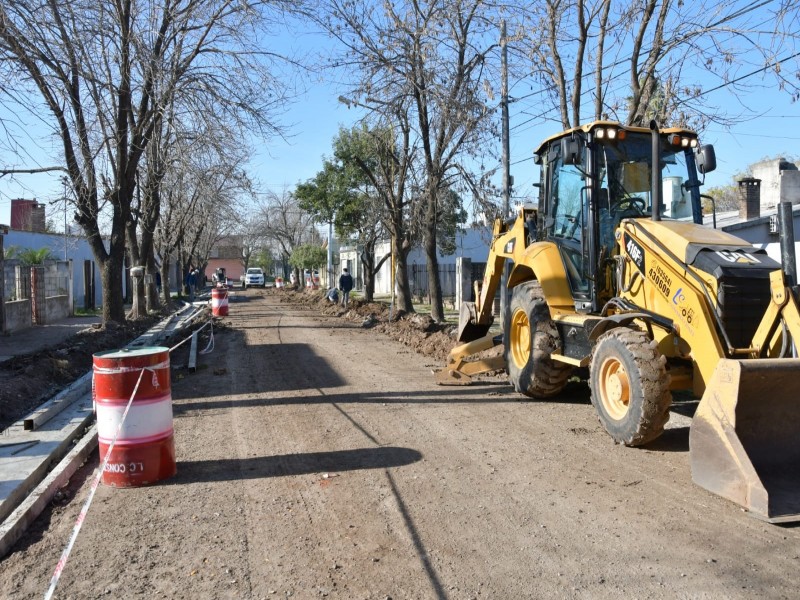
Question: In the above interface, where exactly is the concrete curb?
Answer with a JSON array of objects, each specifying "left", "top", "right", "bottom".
[
  {"left": 0, "top": 303, "right": 209, "bottom": 559},
  {"left": 22, "top": 372, "right": 93, "bottom": 432},
  {"left": 0, "top": 427, "right": 98, "bottom": 559}
]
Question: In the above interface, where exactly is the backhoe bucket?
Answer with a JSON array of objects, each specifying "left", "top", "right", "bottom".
[
  {"left": 690, "top": 358, "right": 800, "bottom": 523},
  {"left": 457, "top": 302, "right": 492, "bottom": 343},
  {"left": 434, "top": 334, "right": 505, "bottom": 386}
]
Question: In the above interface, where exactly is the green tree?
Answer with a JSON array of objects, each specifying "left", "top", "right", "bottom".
[
  {"left": 295, "top": 160, "right": 353, "bottom": 285},
  {"left": 4, "top": 246, "right": 55, "bottom": 265},
  {"left": 297, "top": 127, "right": 394, "bottom": 302},
  {"left": 332, "top": 124, "right": 415, "bottom": 308},
  {"left": 295, "top": 161, "right": 351, "bottom": 227},
  {"left": 289, "top": 244, "right": 327, "bottom": 274},
  {"left": 251, "top": 248, "right": 275, "bottom": 275},
  {"left": 436, "top": 189, "right": 468, "bottom": 256}
]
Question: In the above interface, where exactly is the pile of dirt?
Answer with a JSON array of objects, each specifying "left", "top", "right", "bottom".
[
  {"left": 0, "top": 305, "right": 179, "bottom": 432},
  {"left": 276, "top": 287, "right": 462, "bottom": 363}
]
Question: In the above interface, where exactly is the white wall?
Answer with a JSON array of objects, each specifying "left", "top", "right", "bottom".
[
  {"left": 367, "top": 225, "right": 493, "bottom": 295},
  {"left": 5, "top": 230, "right": 103, "bottom": 308},
  {"left": 750, "top": 159, "right": 800, "bottom": 211}
]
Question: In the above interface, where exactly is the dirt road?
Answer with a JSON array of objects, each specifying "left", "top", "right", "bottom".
[{"left": 2, "top": 290, "right": 798, "bottom": 599}]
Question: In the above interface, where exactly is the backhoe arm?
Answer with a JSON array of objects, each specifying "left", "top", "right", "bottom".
[
  {"left": 750, "top": 270, "right": 800, "bottom": 357},
  {"left": 457, "top": 207, "right": 535, "bottom": 342}
]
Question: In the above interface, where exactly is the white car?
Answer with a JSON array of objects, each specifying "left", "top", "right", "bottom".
[{"left": 244, "top": 267, "right": 265, "bottom": 289}]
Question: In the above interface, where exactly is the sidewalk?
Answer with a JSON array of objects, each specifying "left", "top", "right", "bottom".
[{"left": 0, "top": 315, "right": 103, "bottom": 363}]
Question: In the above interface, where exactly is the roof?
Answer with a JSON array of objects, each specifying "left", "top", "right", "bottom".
[
  {"left": 705, "top": 203, "right": 800, "bottom": 232},
  {"left": 534, "top": 121, "right": 700, "bottom": 155}
]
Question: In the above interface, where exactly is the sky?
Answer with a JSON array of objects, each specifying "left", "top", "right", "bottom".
[{"left": 2, "top": 5, "right": 800, "bottom": 229}]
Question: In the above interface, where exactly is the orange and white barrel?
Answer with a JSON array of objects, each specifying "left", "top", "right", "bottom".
[
  {"left": 211, "top": 287, "right": 229, "bottom": 316},
  {"left": 275, "top": 277, "right": 283, "bottom": 288},
  {"left": 312, "top": 272, "right": 320, "bottom": 289},
  {"left": 93, "top": 347, "right": 176, "bottom": 487}
]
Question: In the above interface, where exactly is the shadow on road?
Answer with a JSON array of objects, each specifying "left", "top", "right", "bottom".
[
  {"left": 644, "top": 427, "right": 690, "bottom": 452},
  {"left": 168, "top": 446, "right": 423, "bottom": 484},
  {"left": 173, "top": 386, "right": 533, "bottom": 415},
  {"left": 385, "top": 470, "right": 448, "bottom": 600}
]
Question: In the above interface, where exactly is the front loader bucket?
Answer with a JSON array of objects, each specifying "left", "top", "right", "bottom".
[
  {"left": 690, "top": 358, "right": 800, "bottom": 523},
  {"left": 457, "top": 302, "right": 492, "bottom": 342}
]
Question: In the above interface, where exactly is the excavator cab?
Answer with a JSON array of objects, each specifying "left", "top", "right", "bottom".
[{"left": 537, "top": 122, "right": 708, "bottom": 313}]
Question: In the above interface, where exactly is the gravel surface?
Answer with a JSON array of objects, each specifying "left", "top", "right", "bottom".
[{"left": 1, "top": 289, "right": 798, "bottom": 599}]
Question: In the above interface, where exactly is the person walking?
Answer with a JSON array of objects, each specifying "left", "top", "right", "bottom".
[
  {"left": 338, "top": 268, "right": 354, "bottom": 308},
  {"left": 185, "top": 269, "right": 197, "bottom": 303}
]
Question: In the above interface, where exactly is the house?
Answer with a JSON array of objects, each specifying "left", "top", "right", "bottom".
[
  {"left": 338, "top": 224, "right": 494, "bottom": 298},
  {"left": 207, "top": 236, "right": 244, "bottom": 282},
  {"left": 749, "top": 158, "right": 800, "bottom": 212},
  {"left": 707, "top": 177, "right": 800, "bottom": 265},
  {"left": 4, "top": 229, "right": 103, "bottom": 311}
]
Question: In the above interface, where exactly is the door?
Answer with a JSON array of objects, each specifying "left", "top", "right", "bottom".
[{"left": 547, "top": 151, "right": 590, "bottom": 299}]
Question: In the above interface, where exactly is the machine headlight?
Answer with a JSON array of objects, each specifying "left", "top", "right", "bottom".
[
  {"left": 668, "top": 134, "right": 699, "bottom": 148},
  {"left": 595, "top": 127, "right": 626, "bottom": 141}
]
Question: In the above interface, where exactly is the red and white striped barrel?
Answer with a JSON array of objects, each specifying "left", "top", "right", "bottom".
[
  {"left": 211, "top": 287, "right": 229, "bottom": 316},
  {"left": 93, "top": 347, "right": 176, "bottom": 487},
  {"left": 275, "top": 277, "right": 283, "bottom": 288}
]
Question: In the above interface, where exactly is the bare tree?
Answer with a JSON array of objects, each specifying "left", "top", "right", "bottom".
[
  {"left": 0, "top": 0, "right": 294, "bottom": 322},
  {"left": 523, "top": 0, "right": 800, "bottom": 130},
  {"left": 315, "top": 0, "right": 500, "bottom": 321},
  {"left": 257, "top": 189, "right": 320, "bottom": 285},
  {"left": 154, "top": 134, "right": 245, "bottom": 302}
]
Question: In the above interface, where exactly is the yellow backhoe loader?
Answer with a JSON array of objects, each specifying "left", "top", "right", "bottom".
[{"left": 437, "top": 121, "right": 800, "bottom": 522}]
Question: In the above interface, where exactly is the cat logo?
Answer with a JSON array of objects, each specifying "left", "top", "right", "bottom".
[{"left": 715, "top": 250, "right": 761, "bottom": 264}]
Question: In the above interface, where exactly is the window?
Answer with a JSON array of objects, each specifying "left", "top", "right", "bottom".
[{"left": 549, "top": 152, "right": 589, "bottom": 296}]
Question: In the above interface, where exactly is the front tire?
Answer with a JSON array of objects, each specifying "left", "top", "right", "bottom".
[
  {"left": 589, "top": 328, "right": 672, "bottom": 446},
  {"left": 503, "top": 282, "right": 572, "bottom": 398}
]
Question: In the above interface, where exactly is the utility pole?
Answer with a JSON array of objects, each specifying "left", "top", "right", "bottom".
[
  {"left": 327, "top": 218, "right": 334, "bottom": 289},
  {"left": 0, "top": 224, "right": 7, "bottom": 334},
  {"left": 61, "top": 176, "right": 68, "bottom": 260},
  {"left": 500, "top": 20, "right": 511, "bottom": 330}
]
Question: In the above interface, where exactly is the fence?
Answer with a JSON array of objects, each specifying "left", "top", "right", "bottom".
[
  {"left": 2, "top": 262, "right": 72, "bottom": 332},
  {"left": 407, "top": 261, "right": 490, "bottom": 301}
]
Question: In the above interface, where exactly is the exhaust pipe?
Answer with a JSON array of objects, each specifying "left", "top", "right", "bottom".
[
  {"left": 777, "top": 202, "right": 798, "bottom": 357},
  {"left": 778, "top": 202, "right": 797, "bottom": 287},
  {"left": 650, "top": 120, "right": 662, "bottom": 222}
]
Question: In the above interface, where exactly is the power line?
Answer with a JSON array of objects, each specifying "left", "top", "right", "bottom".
[
  {"left": 506, "top": 1, "right": 784, "bottom": 132},
  {"left": 681, "top": 50, "right": 800, "bottom": 103}
]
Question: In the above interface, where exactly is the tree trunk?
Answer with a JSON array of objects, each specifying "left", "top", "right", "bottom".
[
  {"left": 160, "top": 256, "right": 171, "bottom": 306},
  {"left": 100, "top": 251, "right": 126, "bottom": 323},
  {"left": 361, "top": 239, "right": 376, "bottom": 302},
  {"left": 393, "top": 237, "right": 413, "bottom": 314},
  {"left": 145, "top": 253, "right": 160, "bottom": 313},
  {"left": 424, "top": 191, "right": 444, "bottom": 322},
  {"left": 86, "top": 207, "right": 128, "bottom": 324}
]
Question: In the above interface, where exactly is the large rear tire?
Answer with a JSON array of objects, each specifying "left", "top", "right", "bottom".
[
  {"left": 503, "top": 282, "right": 572, "bottom": 398},
  {"left": 589, "top": 328, "right": 672, "bottom": 446}
]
